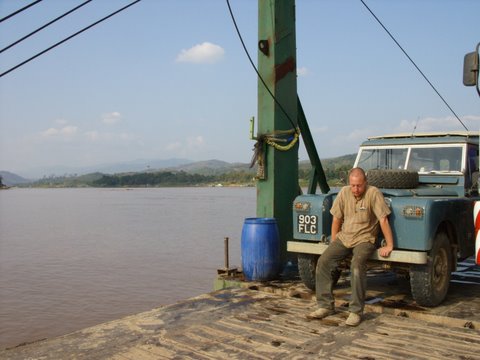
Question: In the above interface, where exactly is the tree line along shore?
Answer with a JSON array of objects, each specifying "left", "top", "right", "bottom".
[{"left": 7, "top": 155, "right": 355, "bottom": 188}]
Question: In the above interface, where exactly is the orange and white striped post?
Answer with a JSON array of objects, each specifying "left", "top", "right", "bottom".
[{"left": 473, "top": 202, "right": 480, "bottom": 265}]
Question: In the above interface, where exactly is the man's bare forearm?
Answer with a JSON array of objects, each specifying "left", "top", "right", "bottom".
[
  {"left": 331, "top": 216, "right": 342, "bottom": 241},
  {"left": 379, "top": 216, "right": 394, "bottom": 257}
]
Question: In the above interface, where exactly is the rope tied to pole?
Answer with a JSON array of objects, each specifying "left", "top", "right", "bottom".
[
  {"left": 264, "top": 129, "right": 299, "bottom": 151},
  {"left": 250, "top": 127, "right": 300, "bottom": 179}
]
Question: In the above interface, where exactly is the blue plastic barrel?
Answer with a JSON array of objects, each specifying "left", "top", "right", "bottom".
[{"left": 241, "top": 217, "right": 281, "bottom": 281}]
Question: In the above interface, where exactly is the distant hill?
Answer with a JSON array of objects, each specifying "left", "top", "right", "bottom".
[
  {"left": 316, "top": 153, "right": 356, "bottom": 168},
  {"left": 97, "top": 158, "right": 192, "bottom": 174},
  {"left": 31, "top": 172, "right": 105, "bottom": 187},
  {"left": 14, "top": 154, "right": 358, "bottom": 180},
  {"left": 0, "top": 171, "right": 31, "bottom": 186},
  {"left": 170, "top": 160, "right": 251, "bottom": 176},
  {"left": 11, "top": 158, "right": 192, "bottom": 179},
  {"left": 170, "top": 155, "right": 357, "bottom": 174},
  {"left": 4, "top": 154, "right": 358, "bottom": 187},
  {"left": 298, "top": 153, "right": 356, "bottom": 186}
]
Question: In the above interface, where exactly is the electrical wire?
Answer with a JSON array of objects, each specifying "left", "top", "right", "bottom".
[
  {"left": 0, "top": 0, "right": 43, "bottom": 24},
  {"left": 360, "top": 0, "right": 468, "bottom": 131},
  {"left": 1, "top": 0, "right": 93, "bottom": 55},
  {"left": 0, "top": 0, "right": 141, "bottom": 78},
  {"left": 225, "top": 0, "right": 299, "bottom": 134}
]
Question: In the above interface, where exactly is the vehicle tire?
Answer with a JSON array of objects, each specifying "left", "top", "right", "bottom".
[
  {"left": 367, "top": 169, "right": 419, "bottom": 189},
  {"left": 409, "top": 232, "right": 452, "bottom": 307},
  {"left": 298, "top": 254, "right": 318, "bottom": 290},
  {"left": 297, "top": 253, "right": 341, "bottom": 291}
]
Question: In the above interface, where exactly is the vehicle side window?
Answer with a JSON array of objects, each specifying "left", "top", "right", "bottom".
[
  {"left": 468, "top": 146, "right": 479, "bottom": 173},
  {"left": 467, "top": 145, "right": 479, "bottom": 194}
]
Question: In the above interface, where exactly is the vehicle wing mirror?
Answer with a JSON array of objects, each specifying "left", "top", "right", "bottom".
[{"left": 463, "top": 51, "right": 479, "bottom": 86}]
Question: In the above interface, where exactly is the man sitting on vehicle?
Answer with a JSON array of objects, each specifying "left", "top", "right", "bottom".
[{"left": 308, "top": 167, "right": 394, "bottom": 326}]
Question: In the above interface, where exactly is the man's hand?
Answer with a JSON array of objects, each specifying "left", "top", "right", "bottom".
[
  {"left": 378, "top": 216, "right": 394, "bottom": 258},
  {"left": 378, "top": 245, "right": 393, "bottom": 257}
]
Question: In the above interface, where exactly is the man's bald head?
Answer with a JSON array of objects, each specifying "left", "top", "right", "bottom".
[{"left": 348, "top": 167, "right": 367, "bottom": 198}]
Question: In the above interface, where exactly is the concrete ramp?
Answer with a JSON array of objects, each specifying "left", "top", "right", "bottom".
[{"left": 2, "top": 279, "right": 480, "bottom": 359}]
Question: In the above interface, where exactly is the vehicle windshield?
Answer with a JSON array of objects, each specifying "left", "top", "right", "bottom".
[
  {"left": 357, "top": 148, "right": 408, "bottom": 170},
  {"left": 357, "top": 146, "right": 464, "bottom": 173}
]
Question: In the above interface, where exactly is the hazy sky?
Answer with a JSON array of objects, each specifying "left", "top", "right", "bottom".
[{"left": 1, "top": 0, "right": 479, "bottom": 177}]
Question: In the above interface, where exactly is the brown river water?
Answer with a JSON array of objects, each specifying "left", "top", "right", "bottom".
[{"left": 0, "top": 187, "right": 255, "bottom": 349}]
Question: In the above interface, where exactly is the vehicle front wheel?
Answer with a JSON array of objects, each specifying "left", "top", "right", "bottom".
[
  {"left": 297, "top": 253, "right": 341, "bottom": 291},
  {"left": 298, "top": 254, "right": 318, "bottom": 290},
  {"left": 409, "top": 232, "right": 452, "bottom": 307}
]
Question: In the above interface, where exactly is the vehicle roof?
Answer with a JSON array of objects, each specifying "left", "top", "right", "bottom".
[{"left": 361, "top": 131, "right": 479, "bottom": 146}]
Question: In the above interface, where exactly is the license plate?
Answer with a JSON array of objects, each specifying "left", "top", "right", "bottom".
[{"left": 297, "top": 214, "right": 318, "bottom": 234}]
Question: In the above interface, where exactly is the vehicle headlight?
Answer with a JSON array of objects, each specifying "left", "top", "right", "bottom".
[
  {"left": 402, "top": 205, "right": 424, "bottom": 218},
  {"left": 294, "top": 201, "right": 310, "bottom": 211},
  {"left": 384, "top": 197, "right": 392, "bottom": 208}
]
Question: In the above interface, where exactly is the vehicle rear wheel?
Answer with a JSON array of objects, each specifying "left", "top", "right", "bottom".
[
  {"left": 297, "top": 253, "right": 341, "bottom": 291},
  {"left": 409, "top": 232, "right": 452, "bottom": 307}
]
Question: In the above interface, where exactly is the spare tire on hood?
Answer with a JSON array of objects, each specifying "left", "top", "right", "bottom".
[{"left": 366, "top": 169, "right": 419, "bottom": 189}]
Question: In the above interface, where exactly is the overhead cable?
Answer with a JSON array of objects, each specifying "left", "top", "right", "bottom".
[
  {"left": 225, "top": 0, "right": 299, "bottom": 134},
  {"left": 360, "top": 0, "right": 468, "bottom": 131},
  {"left": 0, "top": 0, "right": 43, "bottom": 24},
  {"left": 1, "top": 0, "right": 94, "bottom": 55},
  {"left": 0, "top": 0, "right": 141, "bottom": 78}
]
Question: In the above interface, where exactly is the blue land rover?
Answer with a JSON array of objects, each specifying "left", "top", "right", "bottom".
[{"left": 289, "top": 131, "right": 479, "bottom": 306}]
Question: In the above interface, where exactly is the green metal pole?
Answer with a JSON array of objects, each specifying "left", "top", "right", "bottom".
[
  {"left": 256, "top": 0, "right": 298, "bottom": 269},
  {"left": 297, "top": 97, "right": 330, "bottom": 194}
]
